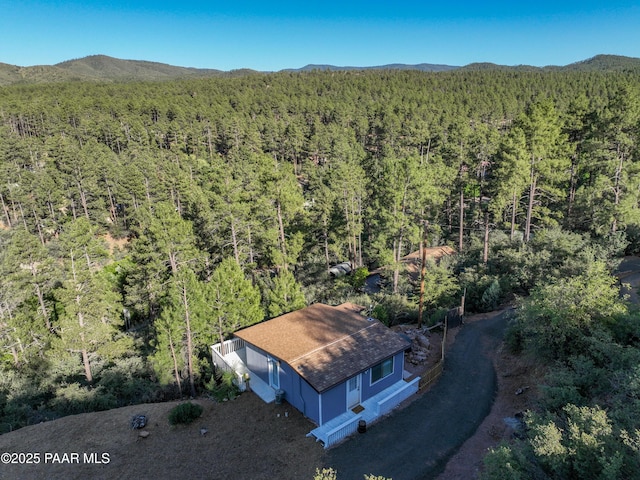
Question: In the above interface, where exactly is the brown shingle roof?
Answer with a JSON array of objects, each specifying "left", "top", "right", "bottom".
[{"left": 234, "top": 303, "right": 410, "bottom": 392}]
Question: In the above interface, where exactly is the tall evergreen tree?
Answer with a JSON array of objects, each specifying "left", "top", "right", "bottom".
[
  {"left": 52, "top": 219, "right": 125, "bottom": 382},
  {"left": 204, "top": 258, "right": 263, "bottom": 353}
]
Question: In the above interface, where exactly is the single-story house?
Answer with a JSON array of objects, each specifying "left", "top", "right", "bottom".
[{"left": 212, "top": 302, "right": 419, "bottom": 447}]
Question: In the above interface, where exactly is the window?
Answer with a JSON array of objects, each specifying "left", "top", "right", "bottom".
[{"left": 371, "top": 357, "right": 394, "bottom": 384}]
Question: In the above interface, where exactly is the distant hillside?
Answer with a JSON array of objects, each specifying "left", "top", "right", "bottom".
[
  {"left": 54, "top": 55, "right": 225, "bottom": 81},
  {"left": 0, "top": 62, "right": 89, "bottom": 85},
  {"left": 1, "top": 54, "right": 639, "bottom": 85},
  {"left": 560, "top": 54, "right": 640, "bottom": 72},
  {"left": 0, "top": 55, "right": 248, "bottom": 86},
  {"left": 287, "top": 63, "right": 459, "bottom": 72},
  {"left": 460, "top": 55, "right": 640, "bottom": 73}
]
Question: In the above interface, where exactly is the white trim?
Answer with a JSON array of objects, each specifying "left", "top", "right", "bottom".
[{"left": 346, "top": 374, "right": 361, "bottom": 409}]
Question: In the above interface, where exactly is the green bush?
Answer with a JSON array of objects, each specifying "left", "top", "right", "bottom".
[
  {"left": 168, "top": 402, "right": 203, "bottom": 425},
  {"left": 350, "top": 267, "right": 370, "bottom": 289},
  {"left": 208, "top": 370, "right": 240, "bottom": 402}
]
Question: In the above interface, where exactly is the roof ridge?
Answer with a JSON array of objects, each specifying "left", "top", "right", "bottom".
[{"left": 288, "top": 322, "right": 378, "bottom": 365}]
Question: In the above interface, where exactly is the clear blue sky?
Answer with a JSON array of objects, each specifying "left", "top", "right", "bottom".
[{"left": 1, "top": 1, "right": 639, "bottom": 70}]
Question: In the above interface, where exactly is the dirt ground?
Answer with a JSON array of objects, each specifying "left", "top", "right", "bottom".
[
  {"left": 0, "top": 310, "right": 540, "bottom": 480},
  {"left": 0, "top": 394, "right": 323, "bottom": 480}
]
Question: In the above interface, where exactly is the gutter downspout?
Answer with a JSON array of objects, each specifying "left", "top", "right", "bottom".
[{"left": 298, "top": 375, "right": 306, "bottom": 417}]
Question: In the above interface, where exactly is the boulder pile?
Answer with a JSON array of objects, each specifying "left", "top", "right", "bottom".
[{"left": 402, "top": 328, "right": 431, "bottom": 365}]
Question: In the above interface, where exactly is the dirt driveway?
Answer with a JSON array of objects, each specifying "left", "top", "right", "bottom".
[{"left": 325, "top": 309, "right": 510, "bottom": 480}]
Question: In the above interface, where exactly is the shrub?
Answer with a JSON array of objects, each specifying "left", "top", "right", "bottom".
[
  {"left": 481, "top": 278, "right": 502, "bottom": 311},
  {"left": 168, "top": 402, "right": 203, "bottom": 425},
  {"left": 350, "top": 267, "right": 370, "bottom": 289},
  {"left": 208, "top": 370, "right": 240, "bottom": 402}
]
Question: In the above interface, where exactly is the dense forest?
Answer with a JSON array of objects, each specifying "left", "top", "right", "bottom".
[{"left": 1, "top": 64, "right": 640, "bottom": 477}]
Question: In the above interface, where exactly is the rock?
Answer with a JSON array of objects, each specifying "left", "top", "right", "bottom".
[
  {"left": 416, "top": 334, "right": 430, "bottom": 349},
  {"left": 200, "top": 427, "right": 208, "bottom": 436},
  {"left": 131, "top": 414, "right": 147, "bottom": 429},
  {"left": 138, "top": 430, "right": 150, "bottom": 438}
]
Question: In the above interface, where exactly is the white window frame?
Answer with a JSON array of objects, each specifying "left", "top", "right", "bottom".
[{"left": 370, "top": 356, "right": 394, "bottom": 385}]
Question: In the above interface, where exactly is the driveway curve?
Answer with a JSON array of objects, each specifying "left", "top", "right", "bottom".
[{"left": 325, "top": 309, "right": 509, "bottom": 480}]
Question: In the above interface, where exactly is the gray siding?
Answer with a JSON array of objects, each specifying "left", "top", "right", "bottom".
[{"left": 245, "top": 344, "right": 269, "bottom": 384}]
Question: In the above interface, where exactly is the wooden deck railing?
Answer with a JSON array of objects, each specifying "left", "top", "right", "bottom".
[{"left": 418, "top": 317, "right": 448, "bottom": 391}]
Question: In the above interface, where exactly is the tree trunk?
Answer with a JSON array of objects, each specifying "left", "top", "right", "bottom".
[
  {"left": 230, "top": 218, "right": 240, "bottom": 266},
  {"left": 483, "top": 210, "right": 490, "bottom": 264},
  {"left": 0, "top": 193, "right": 11, "bottom": 228},
  {"left": 34, "top": 282, "right": 51, "bottom": 331},
  {"left": 76, "top": 301, "right": 93, "bottom": 382},
  {"left": 458, "top": 187, "right": 464, "bottom": 251},
  {"left": 168, "top": 251, "right": 178, "bottom": 275},
  {"left": 510, "top": 188, "right": 518, "bottom": 241},
  {"left": 10, "top": 345, "right": 19, "bottom": 366},
  {"left": 276, "top": 200, "right": 288, "bottom": 270},
  {"left": 32, "top": 206, "right": 45, "bottom": 246},
  {"left": 81, "top": 347, "right": 93, "bottom": 383},
  {"left": 18, "top": 201, "right": 28, "bottom": 230},
  {"left": 323, "top": 217, "right": 330, "bottom": 272},
  {"left": 168, "top": 333, "right": 182, "bottom": 395},
  {"left": 247, "top": 225, "right": 254, "bottom": 265},
  {"left": 182, "top": 282, "right": 197, "bottom": 398},
  {"left": 567, "top": 157, "right": 577, "bottom": 220},
  {"left": 417, "top": 222, "right": 429, "bottom": 329},
  {"left": 343, "top": 194, "right": 354, "bottom": 265},
  {"left": 525, "top": 172, "right": 537, "bottom": 242},
  {"left": 77, "top": 182, "right": 90, "bottom": 220},
  {"left": 612, "top": 149, "right": 624, "bottom": 233},
  {"left": 393, "top": 235, "right": 404, "bottom": 294},
  {"left": 106, "top": 180, "right": 118, "bottom": 225},
  {"left": 356, "top": 196, "right": 363, "bottom": 268}
]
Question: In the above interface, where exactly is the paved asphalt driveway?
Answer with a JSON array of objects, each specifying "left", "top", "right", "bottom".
[{"left": 325, "top": 310, "right": 510, "bottom": 480}]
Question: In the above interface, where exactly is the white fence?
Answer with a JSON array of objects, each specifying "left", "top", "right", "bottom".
[{"left": 213, "top": 337, "right": 246, "bottom": 357}]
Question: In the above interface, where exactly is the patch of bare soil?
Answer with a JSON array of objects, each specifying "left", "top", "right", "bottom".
[{"left": 0, "top": 395, "right": 323, "bottom": 480}]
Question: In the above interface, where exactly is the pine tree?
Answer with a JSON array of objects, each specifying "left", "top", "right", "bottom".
[
  {"left": 52, "top": 218, "right": 125, "bottom": 382},
  {"left": 267, "top": 269, "right": 307, "bottom": 318},
  {"left": 204, "top": 258, "right": 263, "bottom": 353}
]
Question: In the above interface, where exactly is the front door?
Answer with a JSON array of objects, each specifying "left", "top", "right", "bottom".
[{"left": 347, "top": 374, "right": 361, "bottom": 409}]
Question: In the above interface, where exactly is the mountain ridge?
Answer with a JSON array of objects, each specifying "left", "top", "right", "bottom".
[{"left": 1, "top": 54, "right": 639, "bottom": 85}]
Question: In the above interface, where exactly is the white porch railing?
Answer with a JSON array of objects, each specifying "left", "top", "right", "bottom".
[
  {"left": 213, "top": 337, "right": 246, "bottom": 357},
  {"left": 323, "top": 414, "right": 363, "bottom": 449},
  {"left": 211, "top": 338, "right": 248, "bottom": 391},
  {"left": 375, "top": 377, "right": 419, "bottom": 416}
]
